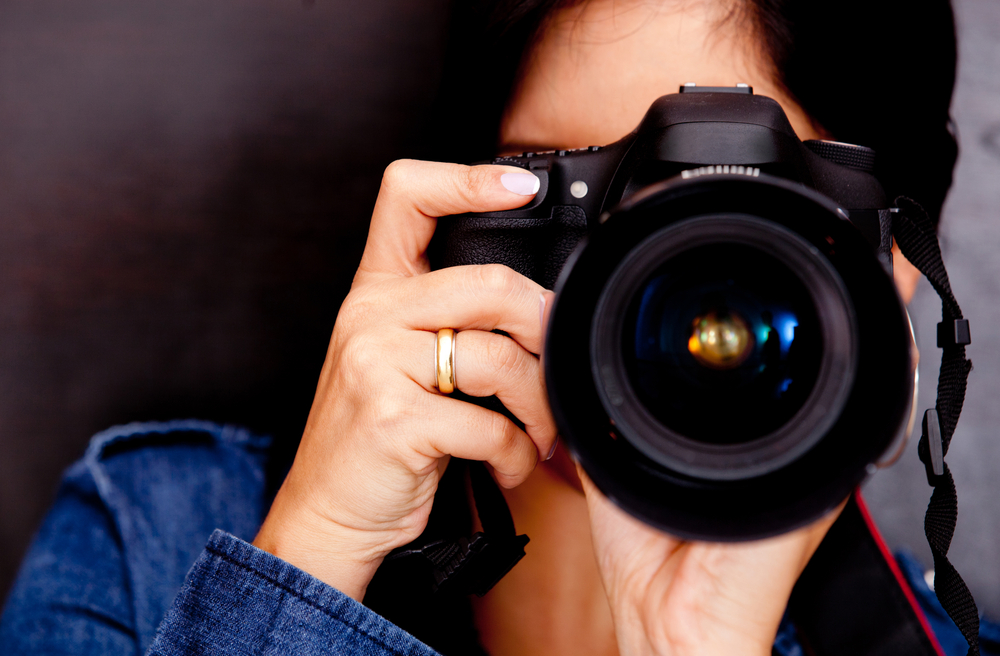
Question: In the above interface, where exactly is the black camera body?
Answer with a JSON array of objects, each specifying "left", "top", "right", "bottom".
[{"left": 432, "top": 86, "right": 913, "bottom": 540}]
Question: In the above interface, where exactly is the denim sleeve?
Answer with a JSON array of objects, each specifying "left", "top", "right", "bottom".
[{"left": 148, "top": 530, "right": 439, "bottom": 656}]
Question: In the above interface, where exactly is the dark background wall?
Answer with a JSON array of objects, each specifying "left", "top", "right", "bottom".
[
  {"left": 0, "top": 0, "right": 449, "bottom": 601},
  {"left": 1, "top": 0, "right": 998, "bottom": 621}
]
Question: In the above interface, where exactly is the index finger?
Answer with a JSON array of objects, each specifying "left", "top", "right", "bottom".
[{"left": 358, "top": 160, "right": 541, "bottom": 279}]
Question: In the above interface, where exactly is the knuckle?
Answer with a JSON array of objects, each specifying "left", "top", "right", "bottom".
[
  {"left": 381, "top": 159, "right": 415, "bottom": 193},
  {"left": 334, "top": 335, "right": 419, "bottom": 448},
  {"left": 369, "top": 393, "right": 412, "bottom": 437},
  {"left": 475, "top": 263, "right": 520, "bottom": 300},
  {"left": 484, "top": 334, "right": 521, "bottom": 374},
  {"left": 337, "top": 283, "right": 393, "bottom": 328},
  {"left": 338, "top": 331, "right": 384, "bottom": 377},
  {"left": 334, "top": 291, "right": 367, "bottom": 328},
  {"left": 461, "top": 165, "right": 493, "bottom": 200},
  {"left": 488, "top": 412, "right": 519, "bottom": 454},
  {"left": 484, "top": 412, "right": 534, "bottom": 481}
]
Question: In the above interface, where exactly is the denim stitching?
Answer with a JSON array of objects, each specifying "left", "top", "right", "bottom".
[
  {"left": 86, "top": 420, "right": 225, "bottom": 462},
  {"left": 204, "top": 545, "right": 416, "bottom": 656},
  {"left": 86, "top": 420, "right": 272, "bottom": 463}
]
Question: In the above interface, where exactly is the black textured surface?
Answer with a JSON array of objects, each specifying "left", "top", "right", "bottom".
[
  {"left": 430, "top": 206, "right": 588, "bottom": 290},
  {"left": 804, "top": 140, "right": 877, "bottom": 173}
]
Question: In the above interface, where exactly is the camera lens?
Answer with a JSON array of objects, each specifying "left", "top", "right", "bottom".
[
  {"left": 624, "top": 242, "right": 822, "bottom": 446},
  {"left": 545, "top": 174, "right": 913, "bottom": 539},
  {"left": 590, "top": 214, "right": 856, "bottom": 480}
]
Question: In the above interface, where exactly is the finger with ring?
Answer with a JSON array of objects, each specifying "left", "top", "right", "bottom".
[{"left": 408, "top": 329, "right": 556, "bottom": 458}]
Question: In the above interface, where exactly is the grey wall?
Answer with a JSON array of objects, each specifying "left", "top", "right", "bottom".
[{"left": 863, "top": 0, "right": 1000, "bottom": 619}]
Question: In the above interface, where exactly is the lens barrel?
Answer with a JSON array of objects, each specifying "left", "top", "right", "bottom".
[{"left": 545, "top": 173, "right": 911, "bottom": 540}]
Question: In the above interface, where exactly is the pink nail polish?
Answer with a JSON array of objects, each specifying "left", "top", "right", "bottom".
[
  {"left": 539, "top": 293, "right": 546, "bottom": 330},
  {"left": 501, "top": 172, "right": 540, "bottom": 196},
  {"left": 545, "top": 441, "right": 558, "bottom": 461}
]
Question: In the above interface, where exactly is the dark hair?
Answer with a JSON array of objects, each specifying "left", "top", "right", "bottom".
[{"left": 426, "top": 0, "right": 958, "bottom": 227}]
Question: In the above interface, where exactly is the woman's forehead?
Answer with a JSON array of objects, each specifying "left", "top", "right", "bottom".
[{"left": 499, "top": 0, "right": 822, "bottom": 153}]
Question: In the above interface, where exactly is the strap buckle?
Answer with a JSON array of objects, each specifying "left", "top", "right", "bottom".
[
  {"left": 918, "top": 408, "right": 945, "bottom": 485},
  {"left": 937, "top": 319, "right": 971, "bottom": 348},
  {"left": 422, "top": 531, "right": 529, "bottom": 597}
]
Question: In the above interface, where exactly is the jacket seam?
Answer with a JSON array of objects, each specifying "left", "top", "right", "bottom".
[{"left": 85, "top": 420, "right": 270, "bottom": 465}]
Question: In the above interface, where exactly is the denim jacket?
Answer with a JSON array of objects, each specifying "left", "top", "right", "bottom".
[
  {"left": 0, "top": 421, "right": 438, "bottom": 655},
  {"left": 0, "top": 420, "right": 994, "bottom": 655}
]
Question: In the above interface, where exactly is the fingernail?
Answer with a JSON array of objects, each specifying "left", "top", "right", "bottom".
[
  {"left": 501, "top": 172, "right": 540, "bottom": 196},
  {"left": 539, "top": 293, "right": 546, "bottom": 330},
  {"left": 545, "top": 440, "right": 558, "bottom": 461}
]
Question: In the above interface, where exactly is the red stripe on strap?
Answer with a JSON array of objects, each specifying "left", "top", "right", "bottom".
[{"left": 854, "top": 489, "right": 947, "bottom": 656}]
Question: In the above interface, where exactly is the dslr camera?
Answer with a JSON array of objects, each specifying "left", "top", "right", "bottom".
[{"left": 431, "top": 85, "right": 915, "bottom": 540}]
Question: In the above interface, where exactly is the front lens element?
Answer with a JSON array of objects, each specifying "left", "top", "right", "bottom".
[
  {"left": 590, "top": 213, "right": 857, "bottom": 481},
  {"left": 624, "top": 242, "right": 823, "bottom": 446},
  {"left": 687, "top": 309, "right": 754, "bottom": 369}
]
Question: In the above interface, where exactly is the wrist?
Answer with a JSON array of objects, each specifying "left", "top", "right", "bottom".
[
  {"left": 252, "top": 487, "right": 385, "bottom": 601},
  {"left": 610, "top": 589, "right": 775, "bottom": 656}
]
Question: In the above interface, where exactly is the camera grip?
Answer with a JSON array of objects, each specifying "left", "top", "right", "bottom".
[{"left": 428, "top": 206, "right": 587, "bottom": 290}]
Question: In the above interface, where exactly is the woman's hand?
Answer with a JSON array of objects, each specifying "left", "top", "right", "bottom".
[
  {"left": 579, "top": 467, "right": 842, "bottom": 656},
  {"left": 253, "top": 160, "right": 557, "bottom": 600}
]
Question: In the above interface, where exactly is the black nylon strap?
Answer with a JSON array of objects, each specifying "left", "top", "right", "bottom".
[{"left": 892, "top": 196, "right": 980, "bottom": 655}]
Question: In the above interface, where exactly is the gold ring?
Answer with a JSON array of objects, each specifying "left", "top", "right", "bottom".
[{"left": 435, "top": 328, "right": 457, "bottom": 394}]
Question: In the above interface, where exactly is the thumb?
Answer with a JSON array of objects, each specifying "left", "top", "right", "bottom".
[{"left": 357, "top": 160, "right": 540, "bottom": 279}]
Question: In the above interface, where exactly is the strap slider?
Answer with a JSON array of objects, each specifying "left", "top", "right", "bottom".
[
  {"left": 918, "top": 408, "right": 945, "bottom": 484},
  {"left": 424, "top": 531, "right": 529, "bottom": 597},
  {"left": 937, "top": 319, "right": 971, "bottom": 348}
]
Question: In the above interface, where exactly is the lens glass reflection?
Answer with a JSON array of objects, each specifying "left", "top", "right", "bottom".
[
  {"left": 687, "top": 309, "right": 754, "bottom": 369},
  {"left": 624, "top": 242, "right": 822, "bottom": 445}
]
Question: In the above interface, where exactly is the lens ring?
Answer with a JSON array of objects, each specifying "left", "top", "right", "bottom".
[
  {"left": 590, "top": 214, "right": 857, "bottom": 480},
  {"left": 545, "top": 172, "right": 911, "bottom": 540}
]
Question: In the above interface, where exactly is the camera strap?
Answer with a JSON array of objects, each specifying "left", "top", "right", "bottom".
[
  {"left": 891, "top": 196, "right": 979, "bottom": 655},
  {"left": 384, "top": 459, "right": 530, "bottom": 597}
]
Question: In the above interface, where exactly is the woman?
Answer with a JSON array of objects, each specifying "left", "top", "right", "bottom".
[{"left": 0, "top": 0, "right": 962, "bottom": 654}]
